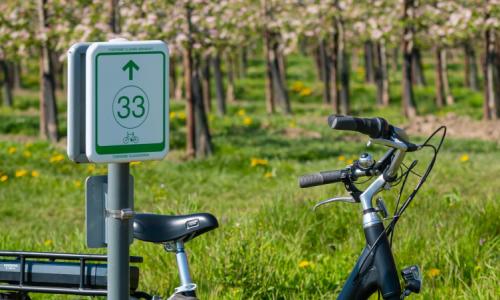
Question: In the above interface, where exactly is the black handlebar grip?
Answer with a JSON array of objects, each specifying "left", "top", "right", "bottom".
[
  {"left": 299, "top": 170, "right": 344, "bottom": 188},
  {"left": 328, "top": 115, "right": 391, "bottom": 139}
]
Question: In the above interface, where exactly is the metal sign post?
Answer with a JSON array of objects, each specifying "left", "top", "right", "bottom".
[
  {"left": 107, "top": 163, "right": 131, "bottom": 299},
  {"left": 67, "top": 39, "right": 169, "bottom": 300}
]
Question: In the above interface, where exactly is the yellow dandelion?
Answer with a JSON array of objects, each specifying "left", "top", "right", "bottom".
[
  {"left": 459, "top": 154, "right": 469, "bottom": 162},
  {"left": 8, "top": 147, "right": 16, "bottom": 154},
  {"left": 130, "top": 161, "right": 142, "bottom": 166},
  {"left": 291, "top": 81, "right": 305, "bottom": 92},
  {"left": 427, "top": 268, "right": 441, "bottom": 278},
  {"left": 44, "top": 239, "right": 53, "bottom": 247},
  {"left": 0, "top": 175, "right": 8, "bottom": 182},
  {"left": 169, "top": 111, "right": 177, "bottom": 119},
  {"left": 243, "top": 117, "right": 253, "bottom": 126},
  {"left": 74, "top": 180, "right": 82, "bottom": 188},
  {"left": 264, "top": 172, "right": 274, "bottom": 178},
  {"left": 23, "top": 151, "right": 32, "bottom": 158},
  {"left": 237, "top": 109, "right": 246, "bottom": 116},
  {"left": 15, "top": 170, "right": 28, "bottom": 177},
  {"left": 347, "top": 159, "right": 354, "bottom": 164},
  {"left": 299, "top": 87, "right": 312, "bottom": 97},
  {"left": 251, "top": 158, "right": 269, "bottom": 167},
  {"left": 49, "top": 154, "right": 65, "bottom": 163},
  {"left": 31, "top": 171, "right": 40, "bottom": 177},
  {"left": 177, "top": 111, "right": 186, "bottom": 120},
  {"left": 289, "top": 120, "right": 296, "bottom": 128},
  {"left": 338, "top": 155, "right": 346, "bottom": 161},
  {"left": 87, "top": 165, "right": 96, "bottom": 172},
  {"left": 298, "top": 260, "right": 312, "bottom": 268}
]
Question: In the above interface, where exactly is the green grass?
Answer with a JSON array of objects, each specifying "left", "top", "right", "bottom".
[{"left": 0, "top": 53, "right": 498, "bottom": 299}]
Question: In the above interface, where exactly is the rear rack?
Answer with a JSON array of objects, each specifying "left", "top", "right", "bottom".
[{"left": 0, "top": 250, "right": 143, "bottom": 296}]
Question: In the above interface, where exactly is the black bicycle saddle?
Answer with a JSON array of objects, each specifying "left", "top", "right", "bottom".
[{"left": 133, "top": 213, "right": 218, "bottom": 243}]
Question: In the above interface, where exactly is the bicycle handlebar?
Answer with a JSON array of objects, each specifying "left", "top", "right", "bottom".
[
  {"left": 299, "top": 170, "right": 346, "bottom": 188},
  {"left": 328, "top": 115, "right": 391, "bottom": 139}
]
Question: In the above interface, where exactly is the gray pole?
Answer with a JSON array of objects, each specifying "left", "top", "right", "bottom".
[{"left": 107, "top": 163, "right": 131, "bottom": 299}]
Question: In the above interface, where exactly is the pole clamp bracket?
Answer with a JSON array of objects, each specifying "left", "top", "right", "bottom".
[{"left": 106, "top": 208, "right": 135, "bottom": 220}]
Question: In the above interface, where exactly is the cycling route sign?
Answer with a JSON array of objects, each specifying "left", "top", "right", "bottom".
[{"left": 85, "top": 40, "right": 169, "bottom": 163}]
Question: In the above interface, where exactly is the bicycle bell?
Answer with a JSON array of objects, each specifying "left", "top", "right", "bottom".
[{"left": 358, "top": 153, "right": 374, "bottom": 169}]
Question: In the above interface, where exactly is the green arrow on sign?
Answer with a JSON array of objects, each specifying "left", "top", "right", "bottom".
[{"left": 122, "top": 60, "right": 140, "bottom": 80}]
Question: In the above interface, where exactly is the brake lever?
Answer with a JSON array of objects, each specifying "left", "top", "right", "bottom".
[{"left": 313, "top": 196, "right": 357, "bottom": 211}]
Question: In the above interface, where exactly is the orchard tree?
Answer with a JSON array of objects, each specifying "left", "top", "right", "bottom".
[
  {"left": 0, "top": 2, "right": 33, "bottom": 106},
  {"left": 477, "top": 0, "right": 500, "bottom": 120},
  {"left": 353, "top": 0, "right": 399, "bottom": 107},
  {"left": 256, "top": 0, "right": 295, "bottom": 115},
  {"left": 401, "top": 0, "right": 418, "bottom": 118}
]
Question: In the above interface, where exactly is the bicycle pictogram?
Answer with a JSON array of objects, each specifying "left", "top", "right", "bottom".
[{"left": 123, "top": 132, "right": 139, "bottom": 144}]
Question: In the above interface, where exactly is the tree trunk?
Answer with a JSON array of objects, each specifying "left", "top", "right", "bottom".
[
  {"left": 484, "top": 28, "right": 499, "bottom": 120},
  {"left": 364, "top": 41, "right": 375, "bottom": 83},
  {"left": 169, "top": 55, "right": 177, "bottom": 99},
  {"left": 0, "top": 60, "right": 14, "bottom": 107},
  {"left": 330, "top": 27, "right": 339, "bottom": 113},
  {"left": 337, "top": 17, "right": 349, "bottom": 115},
  {"left": 441, "top": 49, "right": 454, "bottom": 105},
  {"left": 464, "top": 43, "right": 479, "bottom": 90},
  {"left": 392, "top": 47, "right": 399, "bottom": 73},
  {"left": 374, "top": 42, "right": 384, "bottom": 106},
  {"left": 319, "top": 39, "right": 331, "bottom": 104},
  {"left": 38, "top": 0, "right": 59, "bottom": 142},
  {"left": 277, "top": 48, "right": 287, "bottom": 89},
  {"left": 109, "top": 0, "right": 120, "bottom": 34},
  {"left": 51, "top": 51, "right": 64, "bottom": 90},
  {"left": 402, "top": 0, "right": 417, "bottom": 118},
  {"left": 238, "top": 47, "right": 248, "bottom": 78},
  {"left": 11, "top": 62, "right": 22, "bottom": 90},
  {"left": 270, "top": 40, "right": 291, "bottom": 114},
  {"left": 174, "top": 70, "right": 183, "bottom": 100},
  {"left": 263, "top": 28, "right": 275, "bottom": 114},
  {"left": 183, "top": 3, "right": 195, "bottom": 157},
  {"left": 380, "top": 42, "right": 390, "bottom": 106},
  {"left": 434, "top": 46, "right": 445, "bottom": 108},
  {"left": 226, "top": 52, "right": 235, "bottom": 103},
  {"left": 212, "top": 51, "right": 226, "bottom": 115},
  {"left": 241, "top": 47, "right": 248, "bottom": 77},
  {"left": 201, "top": 54, "right": 211, "bottom": 114},
  {"left": 411, "top": 47, "right": 426, "bottom": 86},
  {"left": 192, "top": 55, "right": 213, "bottom": 158},
  {"left": 313, "top": 47, "right": 323, "bottom": 81}
]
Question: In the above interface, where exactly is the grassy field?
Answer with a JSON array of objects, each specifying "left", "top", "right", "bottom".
[{"left": 0, "top": 54, "right": 499, "bottom": 299}]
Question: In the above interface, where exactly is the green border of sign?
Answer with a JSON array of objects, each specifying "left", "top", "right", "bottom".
[{"left": 95, "top": 51, "right": 165, "bottom": 155}]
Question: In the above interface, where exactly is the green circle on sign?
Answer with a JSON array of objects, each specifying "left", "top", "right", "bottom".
[{"left": 112, "top": 85, "right": 150, "bottom": 129}]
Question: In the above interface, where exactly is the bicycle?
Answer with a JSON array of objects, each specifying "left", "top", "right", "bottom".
[
  {"left": 0, "top": 212, "right": 219, "bottom": 300},
  {"left": 123, "top": 132, "right": 140, "bottom": 144},
  {"left": 298, "top": 115, "right": 445, "bottom": 299}
]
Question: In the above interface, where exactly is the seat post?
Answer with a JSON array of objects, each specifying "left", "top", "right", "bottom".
[
  {"left": 175, "top": 241, "right": 192, "bottom": 285},
  {"left": 172, "top": 241, "right": 197, "bottom": 296}
]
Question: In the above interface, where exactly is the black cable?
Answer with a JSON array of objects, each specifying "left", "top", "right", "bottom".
[
  {"left": 402, "top": 162, "right": 422, "bottom": 177},
  {"left": 389, "top": 160, "right": 417, "bottom": 247},
  {"left": 353, "top": 126, "right": 446, "bottom": 280},
  {"left": 356, "top": 176, "right": 374, "bottom": 185}
]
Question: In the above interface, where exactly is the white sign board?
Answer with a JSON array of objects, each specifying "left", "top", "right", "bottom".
[{"left": 85, "top": 40, "right": 169, "bottom": 163}]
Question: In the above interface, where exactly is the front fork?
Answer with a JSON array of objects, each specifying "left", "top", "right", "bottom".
[{"left": 337, "top": 221, "right": 401, "bottom": 300}]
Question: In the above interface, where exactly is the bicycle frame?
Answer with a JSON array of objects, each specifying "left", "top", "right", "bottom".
[
  {"left": 335, "top": 171, "right": 401, "bottom": 300},
  {"left": 338, "top": 222, "right": 401, "bottom": 300}
]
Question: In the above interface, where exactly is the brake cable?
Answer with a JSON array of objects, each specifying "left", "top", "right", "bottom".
[{"left": 353, "top": 126, "right": 447, "bottom": 280}]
